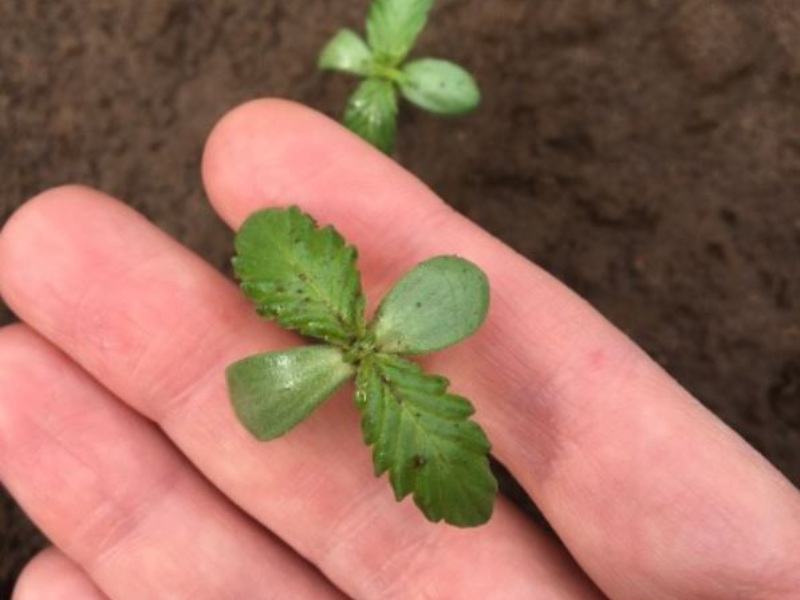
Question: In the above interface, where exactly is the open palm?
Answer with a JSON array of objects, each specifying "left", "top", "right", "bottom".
[{"left": 1, "top": 100, "right": 798, "bottom": 600}]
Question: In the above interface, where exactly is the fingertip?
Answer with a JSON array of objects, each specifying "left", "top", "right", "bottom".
[
  {"left": 201, "top": 97, "right": 436, "bottom": 231},
  {"left": 12, "top": 548, "right": 60, "bottom": 600},
  {"left": 0, "top": 185, "right": 109, "bottom": 303},
  {"left": 1, "top": 184, "right": 96, "bottom": 240},
  {"left": 13, "top": 547, "right": 107, "bottom": 600},
  {"left": 0, "top": 185, "right": 75, "bottom": 269},
  {"left": 202, "top": 98, "right": 337, "bottom": 226},
  {"left": 0, "top": 187, "right": 156, "bottom": 341}
]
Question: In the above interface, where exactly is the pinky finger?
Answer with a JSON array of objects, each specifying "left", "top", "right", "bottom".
[{"left": 13, "top": 547, "right": 109, "bottom": 600}]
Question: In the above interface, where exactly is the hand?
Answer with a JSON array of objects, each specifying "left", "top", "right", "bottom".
[{"left": 1, "top": 100, "right": 798, "bottom": 600}]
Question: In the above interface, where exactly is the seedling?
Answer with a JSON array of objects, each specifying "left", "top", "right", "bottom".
[
  {"left": 318, "top": 0, "right": 480, "bottom": 153},
  {"left": 226, "top": 206, "right": 497, "bottom": 527}
]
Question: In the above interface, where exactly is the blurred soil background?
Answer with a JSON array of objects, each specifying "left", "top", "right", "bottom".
[{"left": 1, "top": 0, "right": 799, "bottom": 595}]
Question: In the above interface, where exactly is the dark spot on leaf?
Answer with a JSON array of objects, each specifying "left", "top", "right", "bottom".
[
  {"left": 416, "top": 302, "right": 422, "bottom": 308},
  {"left": 412, "top": 455, "right": 427, "bottom": 468}
]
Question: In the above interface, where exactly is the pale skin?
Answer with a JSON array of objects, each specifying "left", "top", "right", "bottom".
[{"left": 1, "top": 100, "right": 798, "bottom": 600}]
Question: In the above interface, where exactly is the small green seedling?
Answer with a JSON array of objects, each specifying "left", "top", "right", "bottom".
[
  {"left": 318, "top": 0, "right": 480, "bottom": 154},
  {"left": 226, "top": 206, "right": 497, "bottom": 527}
]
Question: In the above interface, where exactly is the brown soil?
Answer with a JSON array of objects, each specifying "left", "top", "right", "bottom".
[{"left": 1, "top": 0, "right": 799, "bottom": 594}]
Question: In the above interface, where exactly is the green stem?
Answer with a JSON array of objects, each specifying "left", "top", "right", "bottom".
[{"left": 370, "top": 63, "right": 406, "bottom": 85}]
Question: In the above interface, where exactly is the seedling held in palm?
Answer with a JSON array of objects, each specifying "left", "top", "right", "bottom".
[{"left": 226, "top": 206, "right": 497, "bottom": 527}]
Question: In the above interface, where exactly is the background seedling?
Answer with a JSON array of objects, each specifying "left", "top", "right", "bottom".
[
  {"left": 226, "top": 206, "right": 497, "bottom": 527},
  {"left": 319, "top": 0, "right": 480, "bottom": 153}
]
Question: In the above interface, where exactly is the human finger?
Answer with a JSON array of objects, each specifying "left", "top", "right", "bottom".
[
  {"left": 202, "top": 99, "right": 800, "bottom": 600},
  {"left": 0, "top": 325, "right": 347, "bottom": 600}
]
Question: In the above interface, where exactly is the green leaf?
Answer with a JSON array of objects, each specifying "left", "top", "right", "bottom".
[
  {"left": 356, "top": 353, "right": 496, "bottom": 527},
  {"left": 343, "top": 78, "right": 398, "bottom": 154},
  {"left": 371, "top": 256, "right": 489, "bottom": 355},
  {"left": 319, "top": 28, "right": 374, "bottom": 76},
  {"left": 233, "top": 206, "right": 366, "bottom": 347},
  {"left": 366, "top": 0, "right": 433, "bottom": 65},
  {"left": 227, "top": 346, "right": 354, "bottom": 441},
  {"left": 400, "top": 59, "right": 480, "bottom": 115}
]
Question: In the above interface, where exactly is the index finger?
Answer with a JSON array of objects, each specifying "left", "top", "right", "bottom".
[{"left": 203, "top": 99, "right": 800, "bottom": 600}]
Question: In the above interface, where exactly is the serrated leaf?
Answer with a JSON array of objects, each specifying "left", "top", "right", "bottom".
[
  {"left": 227, "top": 346, "right": 354, "bottom": 441},
  {"left": 366, "top": 0, "right": 433, "bottom": 65},
  {"left": 371, "top": 256, "right": 489, "bottom": 355},
  {"left": 343, "top": 78, "right": 398, "bottom": 154},
  {"left": 233, "top": 207, "right": 366, "bottom": 346},
  {"left": 355, "top": 353, "right": 497, "bottom": 527},
  {"left": 400, "top": 58, "right": 480, "bottom": 115},
  {"left": 319, "top": 28, "right": 374, "bottom": 76}
]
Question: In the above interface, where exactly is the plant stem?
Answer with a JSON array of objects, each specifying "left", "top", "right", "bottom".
[{"left": 370, "top": 63, "right": 406, "bottom": 85}]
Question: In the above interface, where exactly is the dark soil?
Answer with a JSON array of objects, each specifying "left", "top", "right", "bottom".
[{"left": 1, "top": 0, "right": 799, "bottom": 594}]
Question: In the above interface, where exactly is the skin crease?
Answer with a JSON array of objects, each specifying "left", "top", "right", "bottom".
[{"left": 0, "top": 99, "right": 796, "bottom": 600}]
